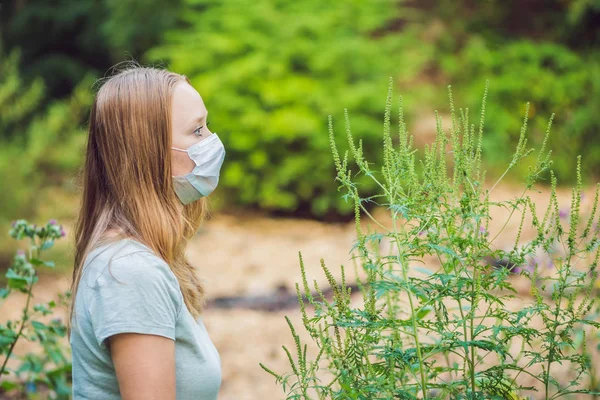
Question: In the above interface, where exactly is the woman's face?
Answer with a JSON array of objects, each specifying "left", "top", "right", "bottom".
[{"left": 170, "top": 82, "right": 214, "bottom": 176}]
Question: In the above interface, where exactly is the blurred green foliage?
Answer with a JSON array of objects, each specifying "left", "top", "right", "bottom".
[
  {"left": 0, "top": 0, "right": 183, "bottom": 101},
  {"left": 0, "top": 0, "right": 599, "bottom": 222},
  {"left": 426, "top": 0, "right": 600, "bottom": 49},
  {"left": 147, "top": 0, "right": 434, "bottom": 217},
  {"left": 145, "top": 0, "right": 600, "bottom": 217},
  {"left": 438, "top": 37, "right": 600, "bottom": 180},
  {"left": 0, "top": 50, "right": 45, "bottom": 141},
  {"left": 0, "top": 48, "right": 93, "bottom": 231}
]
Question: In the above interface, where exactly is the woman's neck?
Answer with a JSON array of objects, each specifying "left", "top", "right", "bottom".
[{"left": 102, "top": 228, "right": 125, "bottom": 240}]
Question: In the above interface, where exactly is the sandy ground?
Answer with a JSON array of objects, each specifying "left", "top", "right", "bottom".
[{"left": 1, "top": 183, "right": 599, "bottom": 399}]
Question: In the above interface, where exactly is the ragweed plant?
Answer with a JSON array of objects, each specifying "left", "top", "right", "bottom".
[
  {"left": 0, "top": 219, "right": 72, "bottom": 399},
  {"left": 260, "top": 79, "right": 600, "bottom": 399}
]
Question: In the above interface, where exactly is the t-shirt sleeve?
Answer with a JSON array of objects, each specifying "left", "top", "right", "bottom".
[{"left": 87, "top": 251, "right": 184, "bottom": 349}]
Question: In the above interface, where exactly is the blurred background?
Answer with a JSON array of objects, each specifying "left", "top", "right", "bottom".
[{"left": 0, "top": 0, "right": 599, "bottom": 398}]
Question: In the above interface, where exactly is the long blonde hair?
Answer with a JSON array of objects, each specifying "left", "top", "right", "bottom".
[{"left": 67, "top": 62, "right": 209, "bottom": 335}]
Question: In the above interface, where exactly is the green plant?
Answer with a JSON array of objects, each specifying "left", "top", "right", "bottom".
[
  {"left": 260, "top": 79, "right": 600, "bottom": 399},
  {"left": 0, "top": 219, "right": 72, "bottom": 399}
]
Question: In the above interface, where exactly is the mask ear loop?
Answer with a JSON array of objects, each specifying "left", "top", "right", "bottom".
[{"left": 172, "top": 133, "right": 220, "bottom": 154}]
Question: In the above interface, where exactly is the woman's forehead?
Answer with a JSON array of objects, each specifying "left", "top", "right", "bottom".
[{"left": 172, "top": 83, "right": 208, "bottom": 127}]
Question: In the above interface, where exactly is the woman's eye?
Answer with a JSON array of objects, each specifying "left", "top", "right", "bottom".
[{"left": 193, "top": 122, "right": 210, "bottom": 137}]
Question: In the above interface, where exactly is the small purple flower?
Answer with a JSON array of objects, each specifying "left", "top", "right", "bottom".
[
  {"left": 17, "top": 249, "right": 25, "bottom": 256},
  {"left": 559, "top": 209, "right": 568, "bottom": 219},
  {"left": 513, "top": 266, "right": 522, "bottom": 274},
  {"left": 60, "top": 227, "right": 66, "bottom": 237},
  {"left": 528, "top": 256, "right": 537, "bottom": 266},
  {"left": 48, "top": 219, "right": 57, "bottom": 225},
  {"left": 418, "top": 230, "right": 425, "bottom": 237}
]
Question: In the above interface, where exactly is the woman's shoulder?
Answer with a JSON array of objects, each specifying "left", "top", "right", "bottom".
[
  {"left": 80, "top": 238, "right": 177, "bottom": 292},
  {"left": 77, "top": 238, "right": 184, "bottom": 348}
]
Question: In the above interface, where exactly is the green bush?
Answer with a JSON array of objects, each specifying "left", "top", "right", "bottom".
[
  {"left": 146, "top": 0, "right": 433, "bottom": 218},
  {"left": 0, "top": 49, "right": 45, "bottom": 142},
  {"left": 0, "top": 48, "right": 94, "bottom": 234},
  {"left": 260, "top": 80, "right": 600, "bottom": 399},
  {"left": 0, "top": 0, "right": 185, "bottom": 100},
  {"left": 145, "top": 0, "right": 600, "bottom": 218},
  {"left": 0, "top": 219, "right": 71, "bottom": 399},
  {"left": 438, "top": 37, "right": 600, "bottom": 182}
]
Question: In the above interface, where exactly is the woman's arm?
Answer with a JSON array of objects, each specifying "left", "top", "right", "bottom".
[{"left": 108, "top": 333, "right": 176, "bottom": 400}]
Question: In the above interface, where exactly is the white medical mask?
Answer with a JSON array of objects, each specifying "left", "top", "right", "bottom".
[{"left": 171, "top": 133, "right": 226, "bottom": 205}]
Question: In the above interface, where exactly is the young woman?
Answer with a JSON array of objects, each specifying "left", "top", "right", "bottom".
[{"left": 67, "top": 63, "right": 224, "bottom": 399}]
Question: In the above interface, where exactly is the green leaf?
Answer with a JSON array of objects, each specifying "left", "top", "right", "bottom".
[
  {"left": 46, "top": 364, "right": 71, "bottom": 380},
  {"left": 416, "top": 305, "right": 433, "bottom": 320},
  {"left": 5, "top": 269, "right": 30, "bottom": 290},
  {"left": 425, "top": 243, "right": 460, "bottom": 260},
  {"left": 48, "top": 348, "right": 66, "bottom": 365},
  {"left": 413, "top": 267, "right": 434, "bottom": 276},
  {"left": 0, "top": 333, "right": 16, "bottom": 347},
  {"left": 31, "top": 321, "right": 48, "bottom": 331},
  {"left": 40, "top": 240, "right": 54, "bottom": 250},
  {"left": 33, "top": 304, "right": 50, "bottom": 314},
  {"left": 0, "top": 380, "right": 19, "bottom": 391},
  {"left": 29, "top": 259, "right": 55, "bottom": 268}
]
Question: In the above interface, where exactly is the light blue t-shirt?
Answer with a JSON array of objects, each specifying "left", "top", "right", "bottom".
[{"left": 69, "top": 238, "right": 222, "bottom": 399}]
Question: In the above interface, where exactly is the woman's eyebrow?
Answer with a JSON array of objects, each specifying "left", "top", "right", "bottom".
[{"left": 188, "top": 113, "right": 208, "bottom": 129}]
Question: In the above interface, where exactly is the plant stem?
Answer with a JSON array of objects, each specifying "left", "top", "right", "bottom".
[
  {"left": 391, "top": 218, "right": 427, "bottom": 399},
  {"left": 0, "top": 239, "right": 42, "bottom": 380},
  {"left": 488, "top": 162, "right": 515, "bottom": 194},
  {"left": 469, "top": 206, "right": 484, "bottom": 397},
  {"left": 489, "top": 187, "right": 528, "bottom": 245},
  {"left": 545, "top": 278, "right": 566, "bottom": 400},
  {"left": 360, "top": 203, "right": 391, "bottom": 232},
  {"left": 469, "top": 269, "right": 478, "bottom": 397},
  {"left": 0, "top": 268, "right": 36, "bottom": 380}
]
